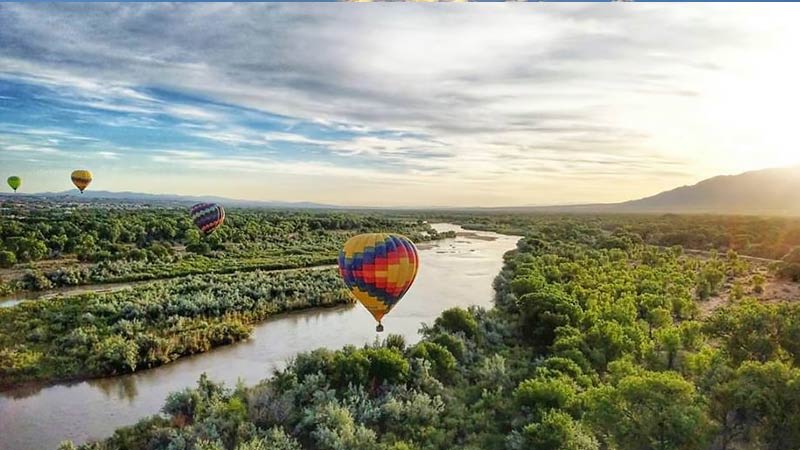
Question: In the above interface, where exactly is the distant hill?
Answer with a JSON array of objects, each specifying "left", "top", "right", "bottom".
[
  {"left": 3, "top": 166, "right": 799, "bottom": 215},
  {"left": 0, "top": 190, "right": 338, "bottom": 209},
  {"left": 495, "top": 166, "right": 800, "bottom": 216},
  {"left": 608, "top": 166, "right": 800, "bottom": 215}
]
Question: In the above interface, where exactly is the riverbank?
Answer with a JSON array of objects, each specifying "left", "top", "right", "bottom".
[
  {"left": 0, "top": 231, "right": 457, "bottom": 389},
  {"left": 0, "top": 267, "right": 352, "bottom": 390},
  {"left": 0, "top": 224, "right": 520, "bottom": 450},
  {"left": 0, "top": 263, "right": 339, "bottom": 308},
  {"left": 0, "top": 255, "right": 338, "bottom": 300}
]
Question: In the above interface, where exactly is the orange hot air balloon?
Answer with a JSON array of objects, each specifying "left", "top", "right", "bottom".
[{"left": 338, "top": 233, "right": 419, "bottom": 332}]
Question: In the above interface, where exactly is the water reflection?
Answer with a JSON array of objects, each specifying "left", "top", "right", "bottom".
[{"left": 89, "top": 376, "right": 140, "bottom": 404}]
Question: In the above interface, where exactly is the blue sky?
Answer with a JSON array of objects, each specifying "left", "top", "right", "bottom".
[{"left": 1, "top": 3, "right": 799, "bottom": 206}]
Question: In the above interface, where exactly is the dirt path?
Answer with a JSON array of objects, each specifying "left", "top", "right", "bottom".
[{"left": 679, "top": 248, "right": 780, "bottom": 265}]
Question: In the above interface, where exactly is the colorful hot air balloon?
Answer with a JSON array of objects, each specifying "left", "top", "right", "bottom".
[
  {"left": 338, "top": 233, "right": 419, "bottom": 332},
  {"left": 70, "top": 170, "right": 92, "bottom": 193},
  {"left": 7, "top": 176, "right": 21, "bottom": 192},
  {"left": 190, "top": 203, "right": 225, "bottom": 235}
]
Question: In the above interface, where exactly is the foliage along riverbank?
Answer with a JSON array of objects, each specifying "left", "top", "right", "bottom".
[
  {"left": 0, "top": 204, "right": 451, "bottom": 296},
  {"left": 58, "top": 217, "right": 800, "bottom": 450},
  {"left": 0, "top": 267, "right": 352, "bottom": 390}
]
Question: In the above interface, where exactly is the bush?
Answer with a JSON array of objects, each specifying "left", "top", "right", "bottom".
[
  {"left": 0, "top": 250, "right": 16, "bottom": 268},
  {"left": 408, "top": 342, "right": 457, "bottom": 379},
  {"left": 433, "top": 308, "right": 478, "bottom": 337}
]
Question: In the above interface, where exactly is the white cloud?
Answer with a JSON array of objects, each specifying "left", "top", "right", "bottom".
[
  {"left": 2, "top": 4, "right": 799, "bottom": 205},
  {"left": 159, "top": 149, "right": 210, "bottom": 159},
  {"left": 5, "top": 144, "right": 62, "bottom": 155},
  {"left": 96, "top": 151, "right": 119, "bottom": 159}
]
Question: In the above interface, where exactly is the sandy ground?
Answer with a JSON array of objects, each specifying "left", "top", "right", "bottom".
[{"left": 697, "top": 265, "right": 800, "bottom": 318}]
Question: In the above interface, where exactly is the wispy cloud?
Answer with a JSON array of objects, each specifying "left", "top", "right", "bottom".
[
  {"left": 1, "top": 3, "right": 799, "bottom": 205},
  {"left": 96, "top": 151, "right": 119, "bottom": 160}
]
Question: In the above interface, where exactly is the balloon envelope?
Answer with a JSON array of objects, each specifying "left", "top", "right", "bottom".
[
  {"left": 190, "top": 203, "right": 225, "bottom": 235},
  {"left": 7, "top": 176, "right": 21, "bottom": 192},
  {"left": 70, "top": 170, "right": 92, "bottom": 193},
  {"left": 338, "top": 233, "right": 419, "bottom": 330}
]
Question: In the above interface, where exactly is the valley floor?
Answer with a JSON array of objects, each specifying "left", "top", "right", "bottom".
[{"left": 55, "top": 216, "right": 800, "bottom": 450}]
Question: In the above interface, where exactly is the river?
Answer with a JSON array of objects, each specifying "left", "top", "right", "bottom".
[{"left": 0, "top": 224, "right": 519, "bottom": 450}]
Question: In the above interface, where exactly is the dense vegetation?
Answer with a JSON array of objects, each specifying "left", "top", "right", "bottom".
[
  {"left": 0, "top": 268, "right": 351, "bottom": 388},
  {"left": 61, "top": 216, "right": 800, "bottom": 450},
  {"left": 453, "top": 213, "right": 800, "bottom": 280},
  {"left": 0, "top": 201, "right": 444, "bottom": 295}
]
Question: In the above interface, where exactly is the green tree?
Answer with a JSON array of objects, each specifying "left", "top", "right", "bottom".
[
  {"left": 0, "top": 250, "right": 16, "bottom": 268},
  {"left": 90, "top": 335, "right": 139, "bottom": 373},
  {"left": 705, "top": 300, "right": 781, "bottom": 364},
  {"left": 725, "top": 361, "right": 800, "bottom": 450},
  {"left": 433, "top": 308, "right": 478, "bottom": 338},
  {"left": 518, "top": 286, "right": 583, "bottom": 348},
  {"left": 585, "top": 371, "right": 711, "bottom": 450},
  {"left": 408, "top": 342, "right": 456, "bottom": 380},
  {"left": 752, "top": 274, "right": 766, "bottom": 294},
  {"left": 515, "top": 376, "right": 577, "bottom": 417},
  {"left": 365, "top": 347, "right": 409, "bottom": 386},
  {"left": 508, "top": 410, "right": 598, "bottom": 450}
]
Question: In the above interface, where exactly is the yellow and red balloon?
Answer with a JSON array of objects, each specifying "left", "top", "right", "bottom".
[
  {"left": 71, "top": 170, "right": 93, "bottom": 193},
  {"left": 338, "top": 233, "right": 419, "bottom": 331}
]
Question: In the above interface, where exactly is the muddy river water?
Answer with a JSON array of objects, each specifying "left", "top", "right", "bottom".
[{"left": 0, "top": 224, "right": 519, "bottom": 450}]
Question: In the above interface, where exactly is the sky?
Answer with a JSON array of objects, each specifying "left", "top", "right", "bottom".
[{"left": 1, "top": 3, "right": 800, "bottom": 207}]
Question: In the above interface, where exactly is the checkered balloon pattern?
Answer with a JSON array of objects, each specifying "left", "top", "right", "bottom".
[
  {"left": 189, "top": 203, "right": 225, "bottom": 235},
  {"left": 338, "top": 233, "right": 419, "bottom": 328}
]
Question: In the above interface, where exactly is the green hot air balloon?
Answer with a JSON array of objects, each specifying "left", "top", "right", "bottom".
[{"left": 7, "top": 176, "right": 21, "bottom": 192}]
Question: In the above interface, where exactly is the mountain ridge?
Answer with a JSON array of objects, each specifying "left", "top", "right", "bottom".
[
  {"left": 490, "top": 165, "right": 800, "bottom": 215},
  {"left": 2, "top": 166, "right": 799, "bottom": 215},
  {"left": 0, "top": 190, "right": 340, "bottom": 209}
]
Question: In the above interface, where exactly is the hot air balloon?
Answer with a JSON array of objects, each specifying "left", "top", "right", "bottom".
[
  {"left": 189, "top": 203, "right": 225, "bottom": 235},
  {"left": 70, "top": 170, "right": 92, "bottom": 193},
  {"left": 338, "top": 233, "right": 419, "bottom": 332},
  {"left": 7, "top": 176, "right": 21, "bottom": 192}
]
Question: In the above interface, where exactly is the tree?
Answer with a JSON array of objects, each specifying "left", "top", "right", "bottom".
[
  {"left": 752, "top": 274, "right": 766, "bottom": 294},
  {"left": 364, "top": 347, "right": 409, "bottom": 386},
  {"left": 307, "top": 403, "right": 379, "bottom": 450},
  {"left": 187, "top": 241, "right": 211, "bottom": 255},
  {"left": 778, "top": 247, "right": 800, "bottom": 281},
  {"left": 654, "top": 327, "right": 682, "bottom": 370},
  {"left": 705, "top": 300, "right": 781, "bottom": 364},
  {"left": 433, "top": 308, "right": 478, "bottom": 338},
  {"left": 253, "top": 428, "right": 302, "bottom": 450},
  {"left": 584, "top": 320, "right": 634, "bottom": 372},
  {"left": 514, "top": 376, "right": 577, "bottom": 417},
  {"left": 90, "top": 335, "right": 139, "bottom": 374},
  {"left": 508, "top": 410, "right": 598, "bottom": 450},
  {"left": 0, "top": 250, "right": 16, "bottom": 268},
  {"left": 724, "top": 361, "right": 800, "bottom": 449},
  {"left": 584, "top": 371, "right": 711, "bottom": 450},
  {"left": 517, "top": 286, "right": 583, "bottom": 348},
  {"left": 408, "top": 342, "right": 456, "bottom": 380},
  {"left": 696, "top": 263, "right": 725, "bottom": 300}
]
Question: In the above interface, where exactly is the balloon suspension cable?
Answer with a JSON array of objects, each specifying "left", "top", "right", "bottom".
[{"left": 376, "top": 322, "right": 384, "bottom": 333}]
